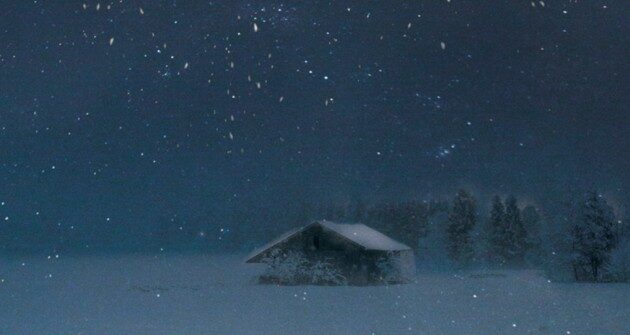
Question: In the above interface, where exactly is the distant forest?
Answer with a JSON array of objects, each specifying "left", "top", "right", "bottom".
[
  {"left": 1, "top": 189, "right": 628, "bottom": 282},
  {"left": 257, "top": 189, "right": 628, "bottom": 283}
]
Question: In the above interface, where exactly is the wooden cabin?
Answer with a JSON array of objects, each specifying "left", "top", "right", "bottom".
[{"left": 246, "top": 220, "right": 415, "bottom": 285}]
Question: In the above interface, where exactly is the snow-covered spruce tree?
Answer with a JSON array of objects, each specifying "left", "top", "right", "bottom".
[
  {"left": 504, "top": 196, "right": 528, "bottom": 265},
  {"left": 389, "top": 201, "right": 434, "bottom": 252},
  {"left": 446, "top": 190, "right": 477, "bottom": 265},
  {"left": 537, "top": 198, "right": 585, "bottom": 281},
  {"left": 571, "top": 191, "right": 617, "bottom": 282},
  {"left": 487, "top": 195, "right": 508, "bottom": 265}
]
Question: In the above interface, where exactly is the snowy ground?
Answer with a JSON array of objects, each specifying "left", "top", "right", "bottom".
[{"left": 1, "top": 254, "right": 628, "bottom": 335}]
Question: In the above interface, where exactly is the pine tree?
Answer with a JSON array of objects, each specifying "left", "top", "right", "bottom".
[
  {"left": 504, "top": 195, "right": 528, "bottom": 265},
  {"left": 571, "top": 191, "right": 617, "bottom": 281},
  {"left": 446, "top": 190, "right": 477, "bottom": 265},
  {"left": 488, "top": 195, "right": 508, "bottom": 265},
  {"left": 398, "top": 201, "right": 438, "bottom": 252}
]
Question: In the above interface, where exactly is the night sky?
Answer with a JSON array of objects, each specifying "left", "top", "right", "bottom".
[{"left": 0, "top": 1, "right": 628, "bottom": 248}]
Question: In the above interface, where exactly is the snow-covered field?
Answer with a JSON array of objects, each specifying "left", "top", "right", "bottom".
[{"left": 1, "top": 254, "right": 628, "bottom": 335}]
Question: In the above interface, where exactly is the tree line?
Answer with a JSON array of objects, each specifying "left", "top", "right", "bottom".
[
  {"left": 298, "top": 189, "right": 628, "bottom": 283},
  {"left": 1, "top": 186, "right": 627, "bottom": 283}
]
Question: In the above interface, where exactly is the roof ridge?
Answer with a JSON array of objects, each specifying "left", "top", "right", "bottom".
[{"left": 246, "top": 220, "right": 411, "bottom": 263}]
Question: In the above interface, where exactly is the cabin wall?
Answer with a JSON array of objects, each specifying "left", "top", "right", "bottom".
[
  {"left": 393, "top": 250, "right": 417, "bottom": 282},
  {"left": 256, "top": 225, "right": 416, "bottom": 285},
  {"left": 301, "top": 226, "right": 374, "bottom": 284}
]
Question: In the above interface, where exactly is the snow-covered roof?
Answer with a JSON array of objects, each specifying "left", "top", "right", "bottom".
[
  {"left": 246, "top": 220, "right": 411, "bottom": 262},
  {"left": 245, "top": 225, "right": 308, "bottom": 261},
  {"left": 317, "top": 220, "right": 411, "bottom": 251}
]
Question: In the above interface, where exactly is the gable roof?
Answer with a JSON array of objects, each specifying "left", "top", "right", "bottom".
[
  {"left": 317, "top": 221, "right": 411, "bottom": 251},
  {"left": 246, "top": 220, "right": 411, "bottom": 263}
]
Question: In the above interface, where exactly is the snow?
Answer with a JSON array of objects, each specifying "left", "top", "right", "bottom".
[
  {"left": 1, "top": 254, "right": 628, "bottom": 334},
  {"left": 246, "top": 225, "right": 307, "bottom": 261},
  {"left": 318, "top": 221, "right": 411, "bottom": 251},
  {"left": 247, "top": 221, "right": 410, "bottom": 262}
]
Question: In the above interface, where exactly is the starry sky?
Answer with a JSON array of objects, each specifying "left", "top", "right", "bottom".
[{"left": 0, "top": 1, "right": 628, "bottom": 248}]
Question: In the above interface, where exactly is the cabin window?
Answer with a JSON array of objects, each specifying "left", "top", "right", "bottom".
[{"left": 313, "top": 235, "right": 320, "bottom": 250}]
